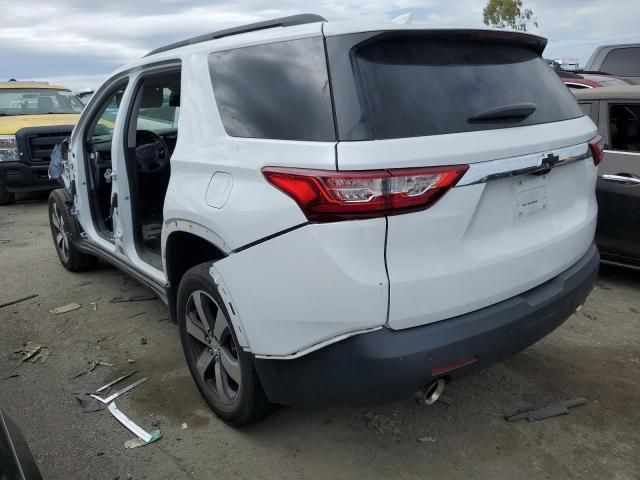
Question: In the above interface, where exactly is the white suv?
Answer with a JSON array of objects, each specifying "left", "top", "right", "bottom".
[{"left": 48, "top": 14, "right": 602, "bottom": 424}]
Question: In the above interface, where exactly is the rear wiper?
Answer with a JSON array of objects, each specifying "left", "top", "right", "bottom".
[{"left": 469, "top": 103, "right": 537, "bottom": 122}]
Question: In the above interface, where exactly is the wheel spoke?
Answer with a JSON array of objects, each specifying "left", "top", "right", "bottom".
[
  {"left": 56, "top": 232, "right": 64, "bottom": 247},
  {"left": 186, "top": 313, "right": 209, "bottom": 346},
  {"left": 214, "top": 358, "right": 231, "bottom": 402},
  {"left": 195, "top": 348, "right": 215, "bottom": 379},
  {"left": 193, "top": 291, "right": 214, "bottom": 332},
  {"left": 62, "top": 235, "right": 69, "bottom": 252},
  {"left": 220, "top": 347, "right": 241, "bottom": 384},
  {"left": 213, "top": 308, "right": 229, "bottom": 342},
  {"left": 51, "top": 207, "right": 61, "bottom": 230}
]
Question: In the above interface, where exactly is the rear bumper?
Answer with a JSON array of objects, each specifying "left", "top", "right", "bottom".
[
  {"left": 0, "top": 162, "right": 58, "bottom": 192},
  {"left": 253, "top": 244, "right": 599, "bottom": 407}
]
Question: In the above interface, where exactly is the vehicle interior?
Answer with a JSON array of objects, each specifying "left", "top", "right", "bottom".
[
  {"left": 85, "top": 85, "right": 127, "bottom": 236},
  {"left": 84, "top": 71, "right": 180, "bottom": 268},
  {"left": 125, "top": 71, "right": 180, "bottom": 268}
]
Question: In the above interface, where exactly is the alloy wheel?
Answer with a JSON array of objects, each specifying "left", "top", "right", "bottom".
[
  {"left": 185, "top": 290, "right": 241, "bottom": 404},
  {"left": 51, "top": 202, "right": 69, "bottom": 263}
]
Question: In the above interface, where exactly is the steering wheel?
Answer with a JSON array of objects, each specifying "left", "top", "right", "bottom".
[{"left": 135, "top": 130, "right": 169, "bottom": 174}]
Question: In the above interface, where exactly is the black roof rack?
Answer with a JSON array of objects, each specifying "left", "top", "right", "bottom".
[{"left": 145, "top": 14, "right": 327, "bottom": 57}]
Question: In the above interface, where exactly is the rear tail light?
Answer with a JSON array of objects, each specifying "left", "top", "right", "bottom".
[
  {"left": 588, "top": 135, "right": 604, "bottom": 166},
  {"left": 262, "top": 165, "right": 469, "bottom": 222}
]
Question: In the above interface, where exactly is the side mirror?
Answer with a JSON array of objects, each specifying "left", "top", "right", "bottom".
[
  {"left": 48, "top": 138, "right": 70, "bottom": 180},
  {"left": 0, "top": 408, "right": 43, "bottom": 480}
]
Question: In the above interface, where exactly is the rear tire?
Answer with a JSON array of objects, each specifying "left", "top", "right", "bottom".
[
  {"left": 0, "top": 183, "right": 15, "bottom": 205},
  {"left": 48, "top": 189, "right": 98, "bottom": 272},
  {"left": 178, "top": 262, "right": 271, "bottom": 425}
]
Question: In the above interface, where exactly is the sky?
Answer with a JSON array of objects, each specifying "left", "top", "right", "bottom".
[{"left": 1, "top": 0, "right": 638, "bottom": 91}]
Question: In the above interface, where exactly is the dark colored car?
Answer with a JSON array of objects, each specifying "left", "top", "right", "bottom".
[
  {"left": 585, "top": 44, "right": 640, "bottom": 85},
  {"left": 0, "top": 408, "right": 42, "bottom": 480},
  {"left": 574, "top": 86, "right": 640, "bottom": 269}
]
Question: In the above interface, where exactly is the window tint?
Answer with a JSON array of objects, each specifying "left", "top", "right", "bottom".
[
  {"left": 601, "top": 48, "right": 640, "bottom": 77},
  {"left": 352, "top": 36, "right": 583, "bottom": 139},
  {"left": 209, "top": 38, "right": 335, "bottom": 141},
  {"left": 609, "top": 104, "right": 640, "bottom": 153}
]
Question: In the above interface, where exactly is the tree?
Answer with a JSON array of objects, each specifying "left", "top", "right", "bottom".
[{"left": 482, "top": 0, "right": 538, "bottom": 31}]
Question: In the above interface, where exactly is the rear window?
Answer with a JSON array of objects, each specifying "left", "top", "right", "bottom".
[
  {"left": 351, "top": 36, "right": 583, "bottom": 139},
  {"left": 601, "top": 48, "right": 640, "bottom": 77},
  {"left": 209, "top": 37, "right": 335, "bottom": 141}
]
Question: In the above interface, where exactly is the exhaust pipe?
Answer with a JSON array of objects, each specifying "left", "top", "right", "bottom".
[{"left": 415, "top": 379, "right": 446, "bottom": 406}]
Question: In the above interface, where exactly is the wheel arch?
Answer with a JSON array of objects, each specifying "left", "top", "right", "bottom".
[{"left": 164, "top": 227, "right": 228, "bottom": 322}]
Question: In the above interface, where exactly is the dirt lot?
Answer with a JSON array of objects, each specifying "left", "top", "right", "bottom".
[{"left": 1, "top": 194, "right": 639, "bottom": 480}]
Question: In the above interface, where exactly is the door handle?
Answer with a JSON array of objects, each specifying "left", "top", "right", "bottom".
[{"left": 601, "top": 174, "right": 640, "bottom": 185}]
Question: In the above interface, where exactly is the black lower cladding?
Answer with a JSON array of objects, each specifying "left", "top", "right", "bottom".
[{"left": 253, "top": 244, "right": 600, "bottom": 407}]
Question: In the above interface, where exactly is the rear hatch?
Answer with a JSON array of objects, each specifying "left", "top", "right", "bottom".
[{"left": 325, "top": 29, "right": 598, "bottom": 329}]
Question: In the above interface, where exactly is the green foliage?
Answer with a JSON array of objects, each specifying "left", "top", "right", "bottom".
[{"left": 482, "top": 0, "right": 538, "bottom": 31}]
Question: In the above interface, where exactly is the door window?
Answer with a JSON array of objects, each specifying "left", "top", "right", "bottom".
[
  {"left": 609, "top": 104, "right": 640, "bottom": 153},
  {"left": 87, "top": 86, "right": 127, "bottom": 150},
  {"left": 209, "top": 37, "right": 335, "bottom": 141}
]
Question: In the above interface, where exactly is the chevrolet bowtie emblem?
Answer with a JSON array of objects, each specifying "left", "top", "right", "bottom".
[{"left": 541, "top": 153, "right": 560, "bottom": 168}]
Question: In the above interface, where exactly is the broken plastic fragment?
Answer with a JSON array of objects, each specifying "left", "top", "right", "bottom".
[
  {"left": 108, "top": 402, "right": 161, "bottom": 446},
  {"left": 15, "top": 341, "right": 42, "bottom": 362},
  {"left": 49, "top": 303, "right": 81, "bottom": 315}
]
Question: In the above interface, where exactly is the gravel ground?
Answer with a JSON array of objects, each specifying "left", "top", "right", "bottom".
[{"left": 1, "top": 194, "right": 639, "bottom": 480}]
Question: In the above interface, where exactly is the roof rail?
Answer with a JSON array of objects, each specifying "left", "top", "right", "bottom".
[{"left": 145, "top": 14, "right": 327, "bottom": 57}]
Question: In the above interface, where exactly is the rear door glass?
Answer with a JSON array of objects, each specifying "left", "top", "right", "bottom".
[
  {"left": 209, "top": 37, "right": 335, "bottom": 141},
  {"left": 352, "top": 36, "right": 583, "bottom": 139}
]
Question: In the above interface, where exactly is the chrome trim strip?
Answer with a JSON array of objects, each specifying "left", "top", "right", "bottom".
[
  {"left": 603, "top": 150, "right": 640, "bottom": 157},
  {"left": 458, "top": 142, "right": 590, "bottom": 186}
]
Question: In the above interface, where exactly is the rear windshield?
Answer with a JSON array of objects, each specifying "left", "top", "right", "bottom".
[
  {"left": 329, "top": 34, "right": 583, "bottom": 140},
  {"left": 601, "top": 48, "right": 640, "bottom": 77}
]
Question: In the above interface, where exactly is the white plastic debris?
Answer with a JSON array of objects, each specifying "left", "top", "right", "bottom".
[
  {"left": 49, "top": 303, "right": 81, "bottom": 315},
  {"left": 108, "top": 402, "right": 161, "bottom": 447}
]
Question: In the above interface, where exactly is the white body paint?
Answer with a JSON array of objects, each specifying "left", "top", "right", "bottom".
[{"left": 63, "top": 20, "right": 598, "bottom": 358}]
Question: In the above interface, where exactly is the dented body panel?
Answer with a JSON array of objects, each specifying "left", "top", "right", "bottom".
[{"left": 211, "top": 221, "right": 388, "bottom": 357}]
